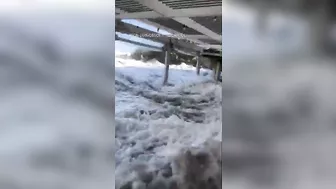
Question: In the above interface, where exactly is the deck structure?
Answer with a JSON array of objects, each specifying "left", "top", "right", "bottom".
[{"left": 115, "top": 0, "right": 222, "bottom": 83}]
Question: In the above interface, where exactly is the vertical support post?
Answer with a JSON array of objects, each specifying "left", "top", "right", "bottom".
[
  {"left": 163, "top": 44, "right": 171, "bottom": 85},
  {"left": 215, "top": 61, "right": 221, "bottom": 82},
  {"left": 196, "top": 52, "right": 201, "bottom": 75},
  {"left": 212, "top": 59, "right": 217, "bottom": 81}
]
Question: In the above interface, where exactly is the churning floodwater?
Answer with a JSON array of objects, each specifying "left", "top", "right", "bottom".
[{"left": 115, "top": 58, "right": 222, "bottom": 189}]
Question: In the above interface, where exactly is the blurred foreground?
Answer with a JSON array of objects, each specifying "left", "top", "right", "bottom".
[
  {"left": 0, "top": 14, "right": 114, "bottom": 188},
  {"left": 222, "top": 3, "right": 336, "bottom": 188},
  {"left": 223, "top": 56, "right": 336, "bottom": 189}
]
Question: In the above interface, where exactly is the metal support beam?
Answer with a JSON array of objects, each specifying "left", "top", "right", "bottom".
[
  {"left": 198, "top": 44, "right": 222, "bottom": 50},
  {"left": 134, "top": 0, "right": 222, "bottom": 42},
  {"left": 163, "top": 42, "right": 172, "bottom": 85},
  {"left": 215, "top": 61, "right": 221, "bottom": 82},
  {"left": 116, "top": 35, "right": 162, "bottom": 50},
  {"left": 211, "top": 59, "right": 216, "bottom": 80},
  {"left": 184, "top": 35, "right": 211, "bottom": 39},
  {"left": 116, "top": 6, "right": 222, "bottom": 19},
  {"left": 196, "top": 52, "right": 201, "bottom": 75},
  {"left": 115, "top": 8, "right": 210, "bottom": 46},
  {"left": 115, "top": 10, "right": 216, "bottom": 51},
  {"left": 116, "top": 20, "right": 202, "bottom": 54},
  {"left": 174, "top": 48, "right": 196, "bottom": 56},
  {"left": 213, "top": 63, "right": 217, "bottom": 81},
  {"left": 139, "top": 19, "right": 209, "bottom": 46},
  {"left": 210, "top": 59, "right": 221, "bottom": 81},
  {"left": 201, "top": 51, "right": 221, "bottom": 57}
]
